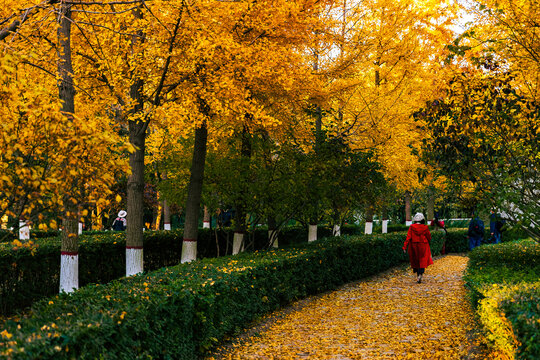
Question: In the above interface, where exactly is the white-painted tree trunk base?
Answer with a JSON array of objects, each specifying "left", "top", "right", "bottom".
[
  {"left": 308, "top": 224, "right": 317, "bottom": 242},
  {"left": 19, "top": 221, "right": 30, "bottom": 240},
  {"left": 164, "top": 223, "right": 171, "bottom": 231},
  {"left": 406, "top": 221, "right": 413, "bottom": 226},
  {"left": 60, "top": 253, "right": 78, "bottom": 293},
  {"left": 333, "top": 224, "right": 341, "bottom": 237},
  {"left": 232, "top": 232, "right": 244, "bottom": 255},
  {"left": 269, "top": 230, "right": 278, "bottom": 248},
  {"left": 126, "top": 248, "right": 143, "bottom": 276},
  {"left": 78, "top": 222, "right": 83, "bottom": 235},
  {"left": 203, "top": 221, "right": 210, "bottom": 229},
  {"left": 364, "top": 221, "right": 373, "bottom": 234},
  {"left": 181, "top": 241, "right": 197, "bottom": 263},
  {"left": 382, "top": 220, "right": 389, "bottom": 234}
]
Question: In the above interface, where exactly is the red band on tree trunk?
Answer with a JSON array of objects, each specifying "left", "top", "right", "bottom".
[
  {"left": 183, "top": 238, "right": 197, "bottom": 242},
  {"left": 126, "top": 246, "right": 143, "bottom": 250},
  {"left": 61, "top": 251, "right": 78, "bottom": 256}
]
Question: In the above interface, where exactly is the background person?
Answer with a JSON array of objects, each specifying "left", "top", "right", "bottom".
[
  {"left": 489, "top": 210, "right": 505, "bottom": 244},
  {"left": 467, "top": 213, "right": 484, "bottom": 250},
  {"left": 112, "top": 210, "right": 127, "bottom": 231}
]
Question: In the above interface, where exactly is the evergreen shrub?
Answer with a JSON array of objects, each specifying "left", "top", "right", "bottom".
[
  {"left": 444, "top": 229, "right": 469, "bottom": 253},
  {"left": 464, "top": 240, "right": 540, "bottom": 359},
  {"left": 0, "top": 225, "right": 446, "bottom": 317},
  {"left": 0, "top": 231, "right": 183, "bottom": 316}
]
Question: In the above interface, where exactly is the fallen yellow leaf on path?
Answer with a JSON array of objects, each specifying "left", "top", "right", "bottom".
[{"left": 208, "top": 255, "right": 483, "bottom": 359}]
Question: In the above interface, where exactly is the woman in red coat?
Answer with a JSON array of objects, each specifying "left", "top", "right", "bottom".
[{"left": 403, "top": 213, "right": 433, "bottom": 283}]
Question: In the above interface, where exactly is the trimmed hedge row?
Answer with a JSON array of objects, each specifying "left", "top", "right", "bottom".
[
  {"left": 0, "top": 225, "right": 450, "bottom": 317},
  {"left": 0, "top": 230, "right": 61, "bottom": 243},
  {"left": 443, "top": 226, "right": 531, "bottom": 254},
  {"left": 1, "top": 226, "right": 325, "bottom": 316},
  {"left": 464, "top": 240, "right": 540, "bottom": 359},
  {"left": 0, "top": 231, "right": 186, "bottom": 317},
  {"left": 0, "top": 231, "right": 445, "bottom": 359}
]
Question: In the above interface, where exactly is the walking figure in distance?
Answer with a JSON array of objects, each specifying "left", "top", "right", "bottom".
[{"left": 403, "top": 213, "right": 433, "bottom": 283}]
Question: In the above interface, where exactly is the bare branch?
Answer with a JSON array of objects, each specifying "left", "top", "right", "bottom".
[
  {"left": 71, "top": 6, "right": 140, "bottom": 15},
  {"left": 61, "top": 0, "right": 145, "bottom": 5}
]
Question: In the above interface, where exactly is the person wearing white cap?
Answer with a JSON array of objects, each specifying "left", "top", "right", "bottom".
[
  {"left": 112, "top": 210, "right": 127, "bottom": 231},
  {"left": 402, "top": 212, "right": 433, "bottom": 283}
]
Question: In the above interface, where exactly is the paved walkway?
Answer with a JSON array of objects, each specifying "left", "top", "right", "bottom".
[{"left": 207, "top": 255, "right": 483, "bottom": 360}]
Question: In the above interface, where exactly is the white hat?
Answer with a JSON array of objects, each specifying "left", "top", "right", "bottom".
[
  {"left": 118, "top": 210, "right": 127, "bottom": 218},
  {"left": 413, "top": 213, "right": 425, "bottom": 222}
]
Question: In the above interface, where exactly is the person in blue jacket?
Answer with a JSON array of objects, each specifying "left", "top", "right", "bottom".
[
  {"left": 468, "top": 213, "right": 484, "bottom": 250},
  {"left": 489, "top": 210, "right": 504, "bottom": 244}
]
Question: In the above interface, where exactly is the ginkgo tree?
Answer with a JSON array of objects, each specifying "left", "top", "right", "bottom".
[
  {"left": 417, "top": 68, "right": 540, "bottom": 241},
  {"left": 318, "top": 0, "right": 459, "bottom": 229},
  {"left": 416, "top": 0, "right": 539, "bottom": 240},
  {"left": 170, "top": 0, "right": 338, "bottom": 260},
  {"left": 0, "top": 2, "right": 131, "bottom": 292}
]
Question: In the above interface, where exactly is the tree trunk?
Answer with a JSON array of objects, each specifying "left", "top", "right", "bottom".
[
  {"left": 309, "top": 45, "right": 322, "bottom": 240},
  {"left": 405, "top": 191, "right": 412, "bottom": 226},
  {"left": 126, "top": 122, "right": 145, "bottom": 276},
  {"left": 94, "top": 204, "right": 103, "bottom": 230},
  {"left": 57, "top": 3, "right": 78, "bottom": 293},
  {"left": 308, "top": 224, "right": 318, "bottom": 242},
  {"left": 364, "top": 206, "right": 374, "bottom": 234},
  {"left": 18, "top": 220, "right": 30, "bottom": 240},
  {"left": 232, "top": 125, "right": 251, "bottom": 254},
  {"left": 154, "top": 197, "right": 163, "bottom": 230},
  {"left": 232, "top": 231, "right": 244, "bottom": 255},
  {"left": 232, "top": 204, "right": 246, "bottom": 254},
  {"left": 382, "top": 207, "right": 389, "bottom": 234},
  {"left": 268, "top": 216, "right": 278, "bottom": 248},
  {"left": 60, "top": 201, "right": 79, "bottom": 293},
  {"left": 181, "top": 121, "right": 208, "bottom": 263},
  {"left": 125, "top": 7, "right": 146, "bottom": 276},
  {"left": 427, "top": 187, "right": 435, "bottom": 227},
  {"left": 162, "top": 172, "right": 171, "bottom": 230},
  {"left": 163, "top": 199, "right": 171, "bottom": 230},
  {"left": 203, "top": 205, "right": 211, "bottom": 229}
]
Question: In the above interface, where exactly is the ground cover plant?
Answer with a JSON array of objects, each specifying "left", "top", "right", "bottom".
[
  {"left": 0, "top": 232, "right": 444, "bottom": 359},
  {"left": 464, "top": 240, "right": 540, "bottom": 359}
]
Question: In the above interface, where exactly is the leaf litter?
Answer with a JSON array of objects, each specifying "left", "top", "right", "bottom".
[{"left": 207, "top": 255, "right": 487, "bottom": 359}]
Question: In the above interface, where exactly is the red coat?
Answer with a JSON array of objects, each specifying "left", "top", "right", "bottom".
[{"left": 403, "top": 223, "right": 433, "bottom": 269}]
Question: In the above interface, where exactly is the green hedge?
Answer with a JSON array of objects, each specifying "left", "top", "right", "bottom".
[
  {"left": 465, "top": 240, "right": 540, "bottom": 305},
  {"left": 0, "top": 231, "right": 444, "bottom": 359},
  {"left": 501, "top": 284, "right": 540, "bottom": 359},
  {"left": 464, "top": 240, "right": 540, "bottom": 359},
  {"left": 0, "top": 225, "right": 444, "bottom": 317},
  {"left": 443, "top": 225, "right": 530, "bottom": 254},
  {"left": 0, "top": 226, "right": 314, "bottom": 316},
  {"left": 0, "top": 231, "right": 183, "bottom": 317},
  {"left": 0, "top": 230, "right": 61, "bottom": 243},
  {"left": 444, "top": 229, "right": 469, "bottom": 253}
]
